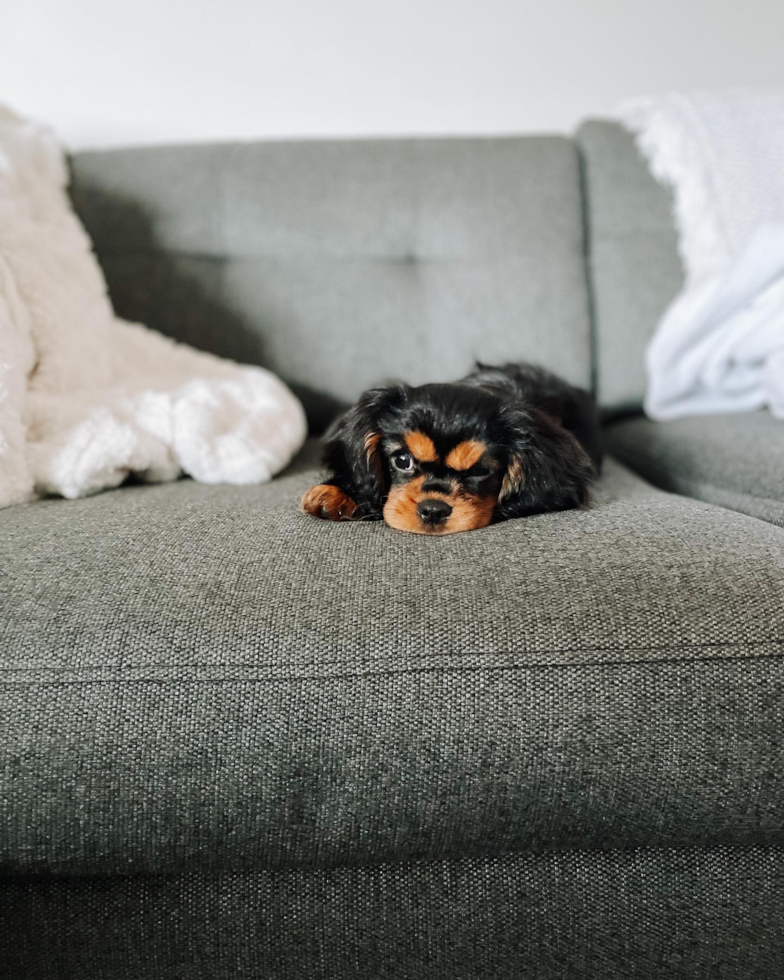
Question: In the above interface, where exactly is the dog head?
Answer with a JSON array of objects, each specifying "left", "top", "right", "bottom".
[{"left": 315, "top": 380, "right": 595, "bottom": 535}]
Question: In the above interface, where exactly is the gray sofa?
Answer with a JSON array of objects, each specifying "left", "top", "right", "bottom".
[{"left": 1, "top": 122, "right": 782, "bottom": 980}]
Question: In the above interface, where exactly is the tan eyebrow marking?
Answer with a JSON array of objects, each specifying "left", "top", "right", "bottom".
[
  {"left": 404, "top": 430, "right": 438, "bottom": 463},
  {"left": 445, "top": 440, "right": 487, "bottom": 471}
]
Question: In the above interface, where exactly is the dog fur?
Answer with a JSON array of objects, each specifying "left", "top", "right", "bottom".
[{"left": 301, "top": 362, "right": 602, "bottom": 535}]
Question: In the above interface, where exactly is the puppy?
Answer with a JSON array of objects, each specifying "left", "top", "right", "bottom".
[{"left": 301, "top": 362, "right": 602, "bottom": 535}]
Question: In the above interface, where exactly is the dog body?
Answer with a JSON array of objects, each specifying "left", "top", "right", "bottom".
[{"left": 301, "top": 362, "right": 602, "bottom": 535}]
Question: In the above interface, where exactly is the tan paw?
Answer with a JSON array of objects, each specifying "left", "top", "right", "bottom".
[{"left": 300, "top": 484, "right": 358, "bottom": 521}]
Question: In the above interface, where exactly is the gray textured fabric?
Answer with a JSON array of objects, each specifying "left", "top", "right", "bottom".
[
  {"left": 0, "top": 127, "right": 775, "bottom": 980},
  {"left": 576, "top": 121, "right": 684, "bottom": 414},
  {"left": 608, "top": 411, "right": 784, "bottom": 526},
  {"left": 2, "top": 444, "right": 783, "bottom": 876},
  {"left": 68, "top": 137, "right": 592, "bottom": 430},
  {"left": 2, "top": 847, "right": 783, "bottom": 979}
]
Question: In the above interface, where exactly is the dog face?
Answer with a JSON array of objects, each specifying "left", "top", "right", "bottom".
[
  {"left": 302, "top": 377, "right": 596, "bottom": 535},
  {"left": 381, "top": 426, "right": 501, "bottom": 534}
]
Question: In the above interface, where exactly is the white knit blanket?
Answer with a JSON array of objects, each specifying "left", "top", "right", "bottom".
[
  {"left": 0, "top": 107, "right": 306, "bottom": 509},
  {"left": 622, "top": 89, "right": 784, "bottom": 421}
]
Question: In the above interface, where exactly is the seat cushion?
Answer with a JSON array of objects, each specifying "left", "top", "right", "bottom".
[
  {"left": 607, "top": 411, "right": 784, "bottom": 526},
  {"left": 2, "top": 442, "right": 783, "bottom": 875}
]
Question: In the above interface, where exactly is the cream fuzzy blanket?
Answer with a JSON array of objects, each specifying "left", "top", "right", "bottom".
[{"left": 0, "top": 106, "right": 306, "bottom": 509}]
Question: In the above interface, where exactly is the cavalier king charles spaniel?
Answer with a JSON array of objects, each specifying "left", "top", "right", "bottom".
[{"left": 301, "top": 362, "right": 602, "bottom": 535}]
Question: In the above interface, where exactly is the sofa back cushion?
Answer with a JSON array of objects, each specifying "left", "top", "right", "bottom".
[
  {"left": 576, "top": 121, "right": 684, "bottom": 415},
  {"left": 69, "top": 136, "right": 591, "bottom": 429}
]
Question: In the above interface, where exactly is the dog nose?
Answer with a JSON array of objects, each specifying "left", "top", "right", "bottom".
[{"left": 417, "top": 498, "right": 452, "bottom": 526}]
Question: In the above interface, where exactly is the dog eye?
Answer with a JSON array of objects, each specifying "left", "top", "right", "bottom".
[
  {"left": 391, "top": 452, "right": 415, "bottom": 472},
  {"left": 470, "top": 465, "right": 490, "bottom": 478}
]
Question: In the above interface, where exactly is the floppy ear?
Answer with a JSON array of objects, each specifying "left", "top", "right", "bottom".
[
  {"left": 318, "top": 384, "right": 407, "bottom": 518},
  {"left": 495, "top": 408, "right": 596, "bottom": 521}
]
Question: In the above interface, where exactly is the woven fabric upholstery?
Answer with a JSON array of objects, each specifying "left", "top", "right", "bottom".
[
  {"left": 68, "top": 137, "right": 592, "bottom": 430},
  {"left": 3, "top": 126, "right": 780, "bottom": 980},
  {"left": 2, "top": 443, "right": 783, "bottom": 879},
  {"left": 2, "top": 848, "right": 783, "bottom": 979},
  {"left": 576, "top": 121, "right": 683, "bottom": 414},
  {"left": 607, "top": 411, "right": 784, "bottom": 526}
]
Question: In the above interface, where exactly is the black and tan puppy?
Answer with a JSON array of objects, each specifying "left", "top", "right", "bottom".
[{"left": 301, "top": 362, "right": 602, "bottom": 535}]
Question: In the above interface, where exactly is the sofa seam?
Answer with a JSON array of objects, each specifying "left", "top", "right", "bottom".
[
  {"left": 1, "top": 649, "right": 782, "bottom": 686},
  {"left": 3, "top": 841, "right": 784, "bottom": 884},
  {"left": 3, "top": 635, "right": 782, "bottom": 674}
]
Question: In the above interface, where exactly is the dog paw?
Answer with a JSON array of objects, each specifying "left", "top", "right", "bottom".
[{"left": 300, "top": 485, "right": 358, "bottom": 521}]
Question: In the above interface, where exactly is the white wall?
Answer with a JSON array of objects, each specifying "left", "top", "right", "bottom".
[{"left": 3, "top": 0, "right": 784, "bottom": 149}]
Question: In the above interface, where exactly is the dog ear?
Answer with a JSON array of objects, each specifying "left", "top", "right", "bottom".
[
  {"left": 495, "top": 408, "right": 596, "bottom": 521},
  {"left": 321, "top": 384, "right": 407, "bottom": 516}
]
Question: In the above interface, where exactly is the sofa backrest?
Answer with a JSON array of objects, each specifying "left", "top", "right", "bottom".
[
  {"left": 69, "top": 136, "right": 592, "bottom": 430},
  {"left": 576, "top": 121, "right": 683, "bottom": 415}
]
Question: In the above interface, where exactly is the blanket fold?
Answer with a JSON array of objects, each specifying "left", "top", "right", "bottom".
[
  {"left": 622, "top": 89, "right": 784, "bottom": 421},
  {"left": 0, "top": 106, "right": 306, "bottom": 509}
]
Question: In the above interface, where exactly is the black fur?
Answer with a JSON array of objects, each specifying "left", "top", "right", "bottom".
[{"left": 313, "top": 362, "right": 602, "bottom": 528}]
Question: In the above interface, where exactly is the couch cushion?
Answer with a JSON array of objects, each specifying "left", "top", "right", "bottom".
[
  {"left": 68, "top": 137, "right": 592, "bottom": 430},
  {"left": 606, "top": 411, "right": 784, "bottom": 526},
  {"left": 576, "top": 121, "right": 684, "bottom": 414},
  {"left": 2, "top": 443, "right": 783, "bottom": 875}
]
